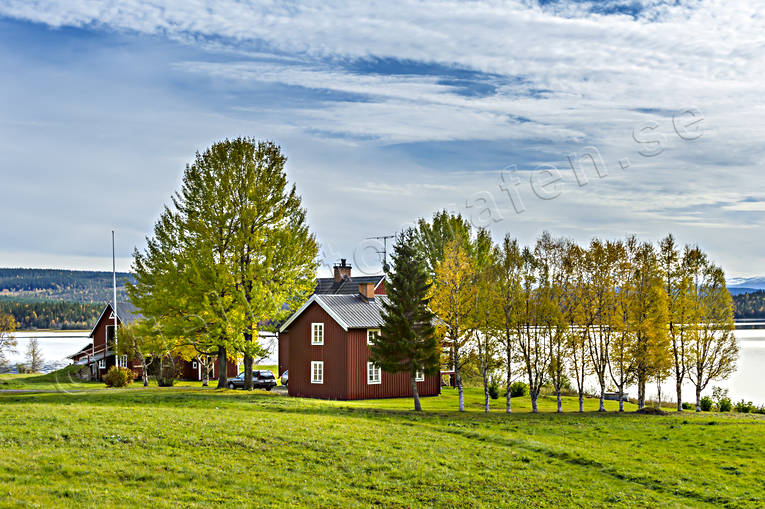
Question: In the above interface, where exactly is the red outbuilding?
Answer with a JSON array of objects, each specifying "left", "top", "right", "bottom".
[{"left": 278, "top": 275, "right": 440, "bottom": 400}]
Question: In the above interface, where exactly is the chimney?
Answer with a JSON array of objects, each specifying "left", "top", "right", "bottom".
[
  {"left": 359, "top": 282, "right": 375, "bottom": 302},
  {"left": 333, "top": 259, "right": 352, "bottom": 282}
]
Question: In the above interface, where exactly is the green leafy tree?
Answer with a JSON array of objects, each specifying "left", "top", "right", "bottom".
[
  {"left": 494, "top": 235, "right": 523, "bottom": 413},
  {"left": 370, "top": 229, "right": 438, "bottom": 411},
  {"left": 129, "top": 138, "right": 318, "bottom": 389},
  {"left": 415, "top": 210, "right": 472, "bottom": 278}
]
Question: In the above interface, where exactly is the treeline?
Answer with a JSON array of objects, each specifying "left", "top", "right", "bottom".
[
  {"left": 0, "top": 298, "right": 102, "bottom": 330},
  {"left": 0, "top": 268, "right": 132, "bottom": 303},
  {"left": 390, "top": 212, "right": 738, "bottom": 414},
  {"left": 732, "top": 290, "right": 765, "bottom": 318}
]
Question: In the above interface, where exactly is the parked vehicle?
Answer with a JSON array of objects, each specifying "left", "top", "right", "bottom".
[
  {"left": 226, "top": 370, "right": 277, "bottom": 390},
  {"left": 281, "top": 370, "right": 288, "bottom": 387}
]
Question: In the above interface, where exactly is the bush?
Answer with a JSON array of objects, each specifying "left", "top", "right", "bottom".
[
  {"left": 734, "top": 400, "right": 754, "bottom": 413},
  {"left": 158, "top": 377, "right": 175, "bottom": 387},
  {"left": 488, "top": 381, "right": 499, "bottom": 400},
  {"left": 681, "top": 402, "right": 694, "bottom": 410},
  {"left": 699, "top": 396, "right": 713, "bottom": 412},
  {"left": 718, "top": 397, "right": 732, "bottom": 412},
  {"left": 103, "top": 366, "right": 134, "bottom": 388},
  {"left": 509, "top": 381, "right": 528, "bottom": 398},
  {"left": 754, "top": 405, "right": 765, "bottom": 415}
]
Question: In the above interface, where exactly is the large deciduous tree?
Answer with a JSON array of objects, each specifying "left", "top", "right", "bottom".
[
  {"left": 370, "top": 229, "right": 438, "bottom": 412},
  {"left": 129, "top": 138, "right": 318, "bottom": 388},
  {"left": 495, "top": 235, "right": 523, "bottom": 413}
]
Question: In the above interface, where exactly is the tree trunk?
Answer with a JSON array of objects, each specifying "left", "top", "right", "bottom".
[
  {"left": 638, "top": 378, "right": 646, "bottom": 410},
  {"left": 695, "top": 385, "right": 701, "bottom": 412},
  {"left": 243, "top": 331, "right": 253, "bottom": 390},
  {"left": 578, "top": 391, "right": 584, "bottom": 413},
  {"left": 411, "top": 375, "right": 422, "bottom": 411},
  {"left": 556, "top": 389, "right": 562, "bottom": 413},
  {"left": 216, "top": 345, "right": 227, "bottom": 388},
  {"left": 457, "top": 375, "right": 465, "bottom": 412},
  {"left": 531, "top": 391, "right": 538, "bottom": 413},
  {"left": 482, "top": 367, "right": 489, "bottom": 413},
  {"left": 598, "top": 378, "right": 606, "bottom": 412},
  {"left": 676, "top": 378, "right": 683, "bottom": 412},
  {"left": 618, "top": 385, "right": 624, "bottom": 412},
  {"left": 656, "top": 378, "right": 662, "bottom": 409},
  {"left": 505, "top": 330, "right": 512, "bottom": 413},
  {"left": 202, "top": 358, "right": 209, "bottom": 387}
]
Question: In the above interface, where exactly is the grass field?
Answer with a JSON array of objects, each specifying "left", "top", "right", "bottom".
[{"left": 0, "top": 378, "right": 763, "bottom": 508}]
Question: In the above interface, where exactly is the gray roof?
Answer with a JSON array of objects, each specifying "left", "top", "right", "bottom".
[
  {"left": 314, "top": 275, "right": 385, "bottom": 295},
  {"left": 316, "top": 294, "right": 388, "bottom": 328},
  {"left": 279, "top": 293, "right": 389, "bottom": 332}
]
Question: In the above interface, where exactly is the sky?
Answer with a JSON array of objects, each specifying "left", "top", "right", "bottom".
[{"left": 0, "top": 0, "right": 763, "bottom": 278}]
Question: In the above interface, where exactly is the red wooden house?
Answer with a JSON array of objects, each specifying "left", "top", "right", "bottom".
[
  {"left": 278, "top": 275, "right": 440, "bottom": 400},
  {"left": 68, "top": 302, "right": 238, "bottom": 381}
]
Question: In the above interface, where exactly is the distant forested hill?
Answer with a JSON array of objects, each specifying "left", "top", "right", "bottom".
[
  {"left": 0, "top": 268, "right": 134, "bottom": 329},
  {"left": 733, "top": 290, "right": 765, "bottom": 319},
  {"left": 0, "top": 268, "right": 133, "bottom": 303},
  {"left": 0, "top": 298, "right": 102, "bottom": 330}
]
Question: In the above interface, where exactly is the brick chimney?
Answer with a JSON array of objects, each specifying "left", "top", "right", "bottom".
[
  {"left": 359, "top": 282, "right": 375, "bottom": 302},
  {"left": 333, "top": 258, "right": 352, "bottom": 282}
]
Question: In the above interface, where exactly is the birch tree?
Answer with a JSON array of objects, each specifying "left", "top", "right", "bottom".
[
  {"left": 428, "top": 239, "right": 476, "bottom": 412},
  {"left": 685, "top": 261, "right": 738, "bottom": 412},
  {"left": 562, "top": 243, "right": 589, "bottom": 413},
  {"left": 495, "top": 235, "right": 523, "bottom": 413},
  {"left": 0, "top": 312, "right": 16, "bottom": 367}
]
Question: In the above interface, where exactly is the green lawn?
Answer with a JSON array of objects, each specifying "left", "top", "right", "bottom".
[{"left": 0, "top": 382, "right": 762, "bottom": 508}]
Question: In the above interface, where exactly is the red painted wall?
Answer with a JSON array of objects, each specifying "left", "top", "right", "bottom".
[
  {"left": 287, "top": 302, "right": 348, "bottom": 399},
  {"left": 374, "top": 280, "right": 386, "bottom": 295},
  {"left": 278, "top": 331, "right": 289, "bottom": 377}
]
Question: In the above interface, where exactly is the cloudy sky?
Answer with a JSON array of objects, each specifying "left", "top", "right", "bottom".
[{"left": 0, "top": 0, "right": 763, "bottom": 277}]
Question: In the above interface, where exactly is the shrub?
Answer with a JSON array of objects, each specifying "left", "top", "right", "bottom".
[
  {"left": 103, "top": 366, "right": 134, "bottom": 388},
  {"left": 158, "top": 377, "right": 175, "bottom": 387},
  {"left": 681, "top": 402, "right": 694, "bottom": 410},
  {"left": 488, "top": 381, "right": 499, "bottom": 400},
  {"left": 509, "top": 381, "right": 528, "bottom": 398},
  {"left": 754, "top": 405, "right": 765, "bottom": 415},
  {"left": 718, "top": 397, "right": 732, "bottom": 412},
  {"left": 700, "top": 396, "right": 713, "bottom": 412},
  {"left": 734, "top": 400, "right": 754, "bottom": 413}
]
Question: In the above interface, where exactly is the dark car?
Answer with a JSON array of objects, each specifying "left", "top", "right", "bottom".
[{"left": 227, "top": 370, "right": 277, "bottom": 390}]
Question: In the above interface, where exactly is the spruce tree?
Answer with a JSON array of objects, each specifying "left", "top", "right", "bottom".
[{"left": 370, "top": 229, "right": 438, "bottom": 411}]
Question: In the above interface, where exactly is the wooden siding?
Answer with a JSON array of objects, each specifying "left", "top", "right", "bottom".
[
  {"left": 178, "top": 358, "right": 238, "bottom": 381},
  {"left": 287, "top": 302, "right": 348, "bottom": 399},
  {"left": 374, "top": 280, "right": 386, "bottom": 295},
  {"left": 345, "top": 328, "right": 440, "bottom": 400}
]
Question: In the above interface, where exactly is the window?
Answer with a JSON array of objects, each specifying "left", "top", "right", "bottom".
[
  {"left": 367, "top": 362, "right": 381, "bottom": 385},
  {"left": 106, "top": 325, "right": 116, "bottom": 344},
  {"left": 415, "top": 370, "right": 425, "bottom": 382},
  {"left": 367, "top": 329, "right": 380, "bottom": 345},
  {"left": 311, "top": 361, "right": 324, "bottom": 384},
  {"left": 119, "top": 355, "right": 127, "bottom": 368},
  {"left": 98, "top": 359, "right": 105, "bottom": 369},
  {"left": 311, "top": 323, "right": 324, "bottom": 345},
  {"left": 192, "top": 361, "right": 198, "bottom": 369}
]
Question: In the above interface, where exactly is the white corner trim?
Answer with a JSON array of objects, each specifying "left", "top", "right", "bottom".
[{"left": 279, "top": 295, "right": 350, "bottom": 332}]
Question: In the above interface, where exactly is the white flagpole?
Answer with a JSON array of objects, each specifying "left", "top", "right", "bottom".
[{"left": 112, "top": 230, "right": 118, "bottom": 368}]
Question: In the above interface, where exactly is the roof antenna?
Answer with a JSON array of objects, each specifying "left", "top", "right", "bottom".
[{"left": 366, "top": 235, "right": 394, "bottom": 273}]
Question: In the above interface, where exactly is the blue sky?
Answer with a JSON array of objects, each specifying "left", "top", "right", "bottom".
[{"left": 0, "top": 0, "right": 763, "bottom": 277}]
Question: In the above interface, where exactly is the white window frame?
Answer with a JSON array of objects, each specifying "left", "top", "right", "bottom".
[
  {"left": 366, "top": 328, "right": 380, "bottom": 346},
  {"left": 311, "top": 361, "right": 324, "bottom": 384},
  {"left": 119, "top": 355, "right": 127, "bottom": 368},
  {"left": 311, "top": 323, "right": 324, "bottom": 345},
  {"left": 98, "top": 359, "right": 105, "bottom": 369},
  {"left": 192, "top": 361, "right": 198, "bottom": 369},
  {"left": 367, "top": 362, "right": 381, "bottom": 385},
  {"left": 415, "top": 369, "right": 425, "bottom": 382}
]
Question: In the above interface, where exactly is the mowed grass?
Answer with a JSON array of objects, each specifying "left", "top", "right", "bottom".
[{"left": 0, "top": 386, "right": 763, "bottom": 508}]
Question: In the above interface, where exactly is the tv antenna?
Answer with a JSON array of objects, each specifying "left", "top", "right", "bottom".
[{"left": 366, "top": 235, "right": 395, "bottom": 273}]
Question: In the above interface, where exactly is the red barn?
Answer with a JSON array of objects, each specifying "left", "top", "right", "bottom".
[
  {"left": 279, "top": 280, "right": 440, "bottom": 400},
  {"left": 68, "top": 302, "right": 238, "bottom": 381}
]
